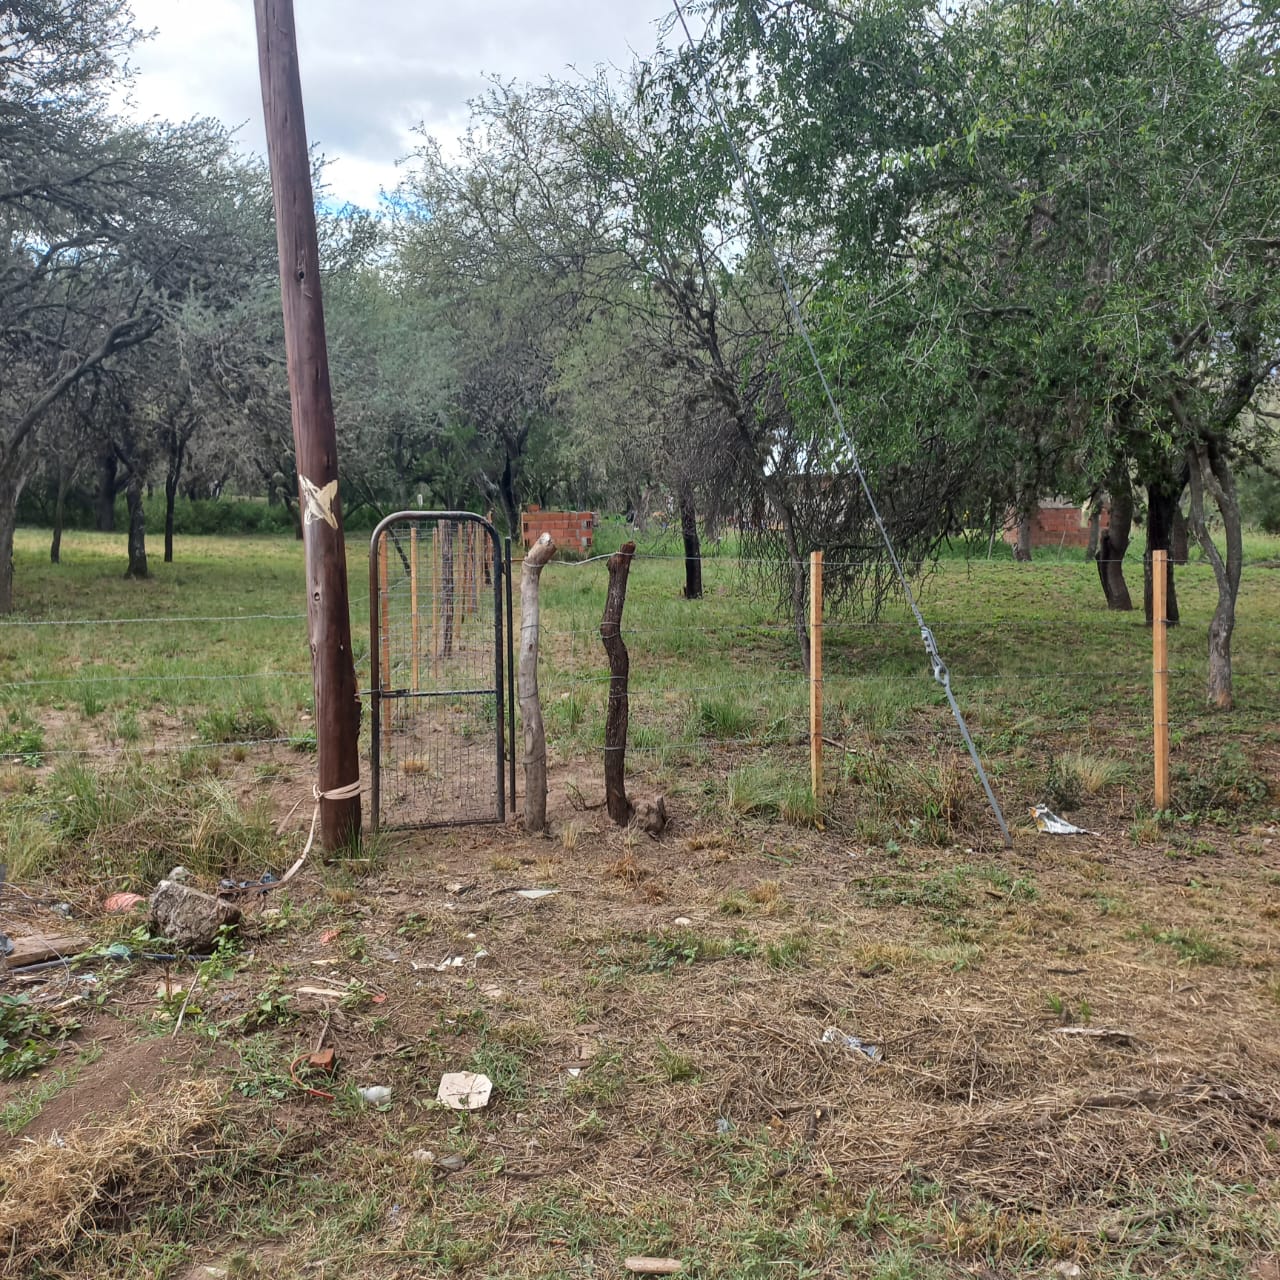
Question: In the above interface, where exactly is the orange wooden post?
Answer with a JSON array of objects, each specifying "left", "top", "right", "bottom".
[
  {"left": 431, "top": 527, "right": 441, "bottom": 679},
  {"left": 1153, "top": 548, "right": 1170, "bottom": 809},
  {"left": 410, "top": 524, "right": 420, "bottom": 693},
  {"left": 809, "top": 550, "right": 823, "bottom": 802}
]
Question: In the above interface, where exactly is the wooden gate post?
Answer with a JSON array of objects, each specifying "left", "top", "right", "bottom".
[
  {"left": 519, "top": 533, "right": 557, "bottom": 832},
  {"left": 1153, "top": 548, "right": 1170, "bottom": 809}
]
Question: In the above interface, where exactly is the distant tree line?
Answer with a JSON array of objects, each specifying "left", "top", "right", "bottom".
[{"left": 5, "top": 0, "right": 1278, "bottom": 705}]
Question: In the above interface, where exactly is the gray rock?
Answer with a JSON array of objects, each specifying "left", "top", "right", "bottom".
[
  {"left": 149, "top": 880, "right": 240, "bottom": 951},
  {"left": 631, "top": 795, "right": 668, "bottom": 836}
]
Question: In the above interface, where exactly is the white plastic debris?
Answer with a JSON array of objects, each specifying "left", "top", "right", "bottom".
[
  {"left": 437, "top": 1071, "right": 493, "bottom": 1111},
  {"left": 358, "top": 1086, "right": 392, "bottom": 1105},
  {"left": 821, "top": 1026, "right": 882, "bottom": 1061},
  {"left": 515, "top": 888, "right": 559, "bottom": 900},
  {"left": 1031, "top": 805, "right": 1098, "bottom": 836},
  {"left": 430, "top": 955, "right": 467, "bottom": 972}
]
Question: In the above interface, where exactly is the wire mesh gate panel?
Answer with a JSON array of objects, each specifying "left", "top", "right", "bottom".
[{"left": 369, "top": 513, "right": 513, "bottom": 831}]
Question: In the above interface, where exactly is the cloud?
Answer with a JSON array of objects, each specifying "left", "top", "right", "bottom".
[{"left": 120, "top": 0, "right": 674, "bottom": 207}]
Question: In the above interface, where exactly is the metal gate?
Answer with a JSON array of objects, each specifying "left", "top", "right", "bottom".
[{"left": 369, "top": 512, "right": 514, "bottom": 831}]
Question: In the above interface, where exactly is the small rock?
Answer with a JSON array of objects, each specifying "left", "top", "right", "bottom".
[
  {"left": 149, "top": 881, "right": 240, "bottom": 952},
  {"left": 168, "top": 866, "right": 191, "bottom": 883},
  {"left": 631, "top": 795, "right": 668, "bottom": 836},
  {"left": 435, "top": 1152, "right": 467, "bottom": 1173},
  {"left": 673, "top": 916, "right": 692, "bottom": 927},
  {"left": 1051, "top": 1264, "right": 1084, "bottom": 1279}
]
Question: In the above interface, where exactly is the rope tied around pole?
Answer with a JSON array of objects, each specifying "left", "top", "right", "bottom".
[{"left": 220, "top": 777, "right": 361, "bottom": 898}]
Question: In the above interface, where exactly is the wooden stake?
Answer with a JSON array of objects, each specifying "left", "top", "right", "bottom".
[
  {"left": 600, "top": 541, "right": 637, "bottom": 826},
  {"left": 255, "top": 0, "right": 360, "bottom": 847},
  {"left": 431, "top": 528, "right": 441, "bottom": 679},
  {"left": 1153, "top": 547, "right": 1170, "bottom": 810},
  {"left": 810, "top": 549, "right": 824, "bottom": 802},
  {"left": 410, "top": 525, "right": 420, "bottom": 693},
  {"left": 378, "top": 534, "right": 391, "bottom": 729},
  {"left": 519, "top": 532, "right": 557, "bottom": 832}
]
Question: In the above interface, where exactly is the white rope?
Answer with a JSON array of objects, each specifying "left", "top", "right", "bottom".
[{"left": 221, "top": 777, "right": 361, "bottom": 897}]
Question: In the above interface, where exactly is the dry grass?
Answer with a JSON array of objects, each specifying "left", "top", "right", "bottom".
[{"left": 0, "top": 1078, "right": 224, "bottom": 1271}]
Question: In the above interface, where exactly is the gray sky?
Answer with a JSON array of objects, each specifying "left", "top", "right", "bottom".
[{"left": 121, "top": 1, "right": 678, "bottom": 208}]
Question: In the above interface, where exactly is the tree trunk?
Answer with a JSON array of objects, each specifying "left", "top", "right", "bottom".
[
  {"left": 1187, "top": 442, "right": 1242, "bottom": 710},
  {"left": 1084, "top": 508, "right": 1101, "bottom": 561},
  {"left": 773, "top": 499, "right": 809, "bottom": 674},
  {"left": 519, "top": 532, "right": 557, "bottom": 833},
  {"left": 95, "top": 447, "right": 118, "bottom": 532},
  {"left": 50, "top": 462, "right": 72, "bottom": 564},
  {"left": 599, "top": 541, "right": 636, "bottom": 827},
  {"left": 498, "top": 455, "right": 520, "bottom": 541},
  {"left": 1171, "top": 505, "right": 1189, "bottom": 565},
  {"left": 1013, "top": 510, "right": 1034, "bottom": 561},
  {"left": 1144, "top": 479, "right": 1183, "bottom": 627},
  {"left": 678, "top": 480, "right": 702, "bottom": 600},
  {"left": 124, "top": 474, "right": 148, "bottom": 579},
  {"left": 0, "top": 475, "right": 21, "bottom": 616},
  {"left": 1096, "top": 479, "right": 1133, "bottom": 609},
  {"left": 164, "top": 432, "right": 185, "bottom": 564}
]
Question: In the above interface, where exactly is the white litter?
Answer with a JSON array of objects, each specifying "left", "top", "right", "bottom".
[
  {"left": 1031, "top": 805, "right": 1098, "bottom": 836},
  {"left": 821, "top": 1027, "right": 882, "bottom": 1061},
  {"left": 437, "top": 1071, "right": 493, "bottom": 1110},
  {"left": 515, "top": 888, "right": 559, "bottom": 900},
  {"left": 358, "top": 1086, "right": 392, "bottom": 1105}
]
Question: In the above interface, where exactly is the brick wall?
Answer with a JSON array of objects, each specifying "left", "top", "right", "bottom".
[
  {"left": 1002, "top": 503, "right": 1110, "bottom": 549},
  {"left": 521, "top": 505, "right": 595, "bottom": 553}
]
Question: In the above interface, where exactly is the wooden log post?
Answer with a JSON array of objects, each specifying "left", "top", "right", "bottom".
[
  {"left": 600, "top": 541, "right": 637, "bottom": 827},
  {"left": 1153, "top": 548, "right": 1170, "bottom": 810},
  {"left": 255, "top": 0, "right": 360, "bottom": 848},
  {"left": 810, "top": 550, "right": 823, "bottom": 802},
  {"left": 519, "top": 532, "right": 557, "bottom": 833}
]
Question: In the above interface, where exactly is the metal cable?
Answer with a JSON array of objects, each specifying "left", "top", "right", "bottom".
[{"left": 670, "top": 0, "right": 1012, "bottom": 844}]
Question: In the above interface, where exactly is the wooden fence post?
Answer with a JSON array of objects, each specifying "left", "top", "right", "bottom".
[
  {"left": 810, "top": 550, "right": 823, "bottom": 802},
  {"left": 410, "top": 525, "right": 419, "bottom": 693},
  {"left": 1153, "top": 547, "right": 1170, "bottom": 809},
  {"left": 600, "top": 541, "right": 637, "bottom": 826},
  {"left": 519, "top": 533, "right": 557, "bottom": 832}
]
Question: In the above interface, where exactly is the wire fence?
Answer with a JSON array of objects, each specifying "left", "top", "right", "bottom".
[{"left": 0, "top": 550, "right": 1276, "bottom": 835}]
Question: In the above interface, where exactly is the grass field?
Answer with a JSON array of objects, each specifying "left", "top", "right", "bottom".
[{"left": 1, "top": 523, "right": 1278, "bottom": 1279}]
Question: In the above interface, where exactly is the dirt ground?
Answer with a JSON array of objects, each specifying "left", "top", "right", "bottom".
[{"left": 3, "top": 750, "right": 1280, "bottom": 1280}]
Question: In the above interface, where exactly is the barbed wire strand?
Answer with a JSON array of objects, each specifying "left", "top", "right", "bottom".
[{"left": 668, "top": 0, "right": 1015, "bottom": 844}]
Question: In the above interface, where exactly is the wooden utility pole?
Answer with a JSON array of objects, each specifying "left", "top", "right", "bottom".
[
  {"left": 809, "top": 550, "right": 823, "bottom": 801},
  {"left": 1152, "top": 548, "right": 1170, "bottom": 810},
  {"left": 255, "top": 0, "right": 361, "bottom": 848}
]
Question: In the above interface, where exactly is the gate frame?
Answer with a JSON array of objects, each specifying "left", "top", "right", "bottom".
[{"left": 368, "top": 511, "right": 514, "bottom": 832}]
